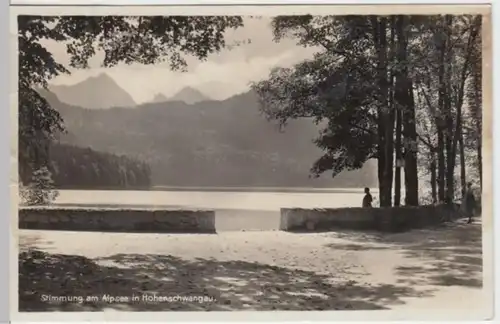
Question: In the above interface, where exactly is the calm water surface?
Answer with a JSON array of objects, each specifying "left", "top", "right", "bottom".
[{"left": 55, "top": 189, "right": 380, "bottom": 211}]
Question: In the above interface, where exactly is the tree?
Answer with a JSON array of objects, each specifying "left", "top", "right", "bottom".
[
  {"left": 412, "top": 15, "right": 481, "bottom": 203},
  {"left": 371, "top": 16, "right": 395, "bottom": 207},
  {"left": 20, "top": 167, "right": 59, "bottom": 205},
  {"left": 18, "top": 15, "right": 243, "bottom": 184},
  {"left": 394, "top": 15, "right": 419, "bottom": 206},
  {"left": 253, "top": 14, "right": 483, "bottom": 207},
  {"left": 253, "top": 15, "right": 398, "bottom": 207},
  {"left": 466, "top": 17, "right": 483, "bottom": 189},
  {"left": 253, "top": 51, "right": 379, "bottom": 184}
]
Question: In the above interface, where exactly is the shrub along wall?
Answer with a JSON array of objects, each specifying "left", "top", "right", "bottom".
[
  {"left": 280, "top": 205, "right": 462, "bottom": 233},
  {"left": 19, "top": 206, "right": 216, "bottom": 234}
]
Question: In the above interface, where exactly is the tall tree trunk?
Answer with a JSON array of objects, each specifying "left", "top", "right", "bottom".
[
  {"left": 470, "top": 16, "right": 483, "bottom": 189},
  {"left": 404, "top": 79, "right": 419, "bottom": 205},
  {"left": 394, "top": 102, "right": 402, "bottom": 206},
  {"left": 395, "top": 15, "right": 418, "bottom": 206},
  {"left": 434, "top": 17, "right": 447, "bottom": 203},
  {"left": 381, "top": 17, "right": 393, "bottom": 207},
  {"left": 430, "top": 151, "right": 437, "bottom": 204},
  {"left": 437, "top": 122, "right": 446, "bottom": 203},
  {"left": 443, "top": 15, "right": 455, "bottom": 204},
  {"left": 478, "top": 140, "right": 482, "bottom": 187},
  {"left": 377, "top": 133, "right": 386, "bottom": 206},
  {"left": 470, "top": 50, "right": 483, "bottom": 190},
  {"left": 390, "top": 16, "right": 401, "bottom": 207},
  {"left": 451, "top": 16, "right": 480, "bottom": 198},
  {"left": 372, "top": 16, "right": 392, "bottom": 207},
  {"left": 475, "top": 69, "right": 483, "bottom": 189},
  {"left": 459, "top": 130, "right": 466, "bottom": 195}
]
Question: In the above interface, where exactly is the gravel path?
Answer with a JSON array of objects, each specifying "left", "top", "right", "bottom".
[{"left": 18, "top": 219, "right": 486, "bottom": 314}]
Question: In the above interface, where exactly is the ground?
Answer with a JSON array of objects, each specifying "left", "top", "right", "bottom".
[{"left": 18, "top": 216, "right": 486, "bottom": 314}]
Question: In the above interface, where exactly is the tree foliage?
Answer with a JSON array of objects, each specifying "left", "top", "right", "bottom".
[
  {"left": 253, "top": 14, "right": 483, "bottom": 207},
  {"left": 254, "top": 17, "right": 380, "bottom": 178},
  {"left": 253, "top": 15, "right": 397, "bottom": 206},
  {"left": 20, "top": 167, "right": 59, "bottom": 205},
  {"left": 411, "top": 15, "right": 482, "bottom": 202}
]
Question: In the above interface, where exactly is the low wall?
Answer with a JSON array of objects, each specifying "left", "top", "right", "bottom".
[
  {"left": 280, "top": 205, "right": 461, "bottom": 233},
  {"left": 19, "top": 207, "right": 216, "bottom": 234}
]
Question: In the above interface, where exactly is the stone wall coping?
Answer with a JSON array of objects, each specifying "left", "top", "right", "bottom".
[
  {"left": 282, "top": 204, "right": 459, "bottom": 211},
  {"left": 19, "top": 206, "right": 215, "bottom": 212},
  {"left": 280, "top": 204, "right": 461, "bottom": 233},
  {"left": 19, "top": 206, "right": 216, "bottom": 233}
]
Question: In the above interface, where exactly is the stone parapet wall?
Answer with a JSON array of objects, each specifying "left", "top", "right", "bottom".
[
  {"left": 280, "top": 205, "right": 462, "bottom": 233},
  {"left": 19, "top": 207, "right": 216, "bottom": 234}
]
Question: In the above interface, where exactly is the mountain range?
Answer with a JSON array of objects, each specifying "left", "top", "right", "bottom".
[
  {"left": 49, "top": 73, "right": 213, "bottom": 108},
  {"left": 151, "top": 93, "right": 169, "bottom": 103},
  {"left": 167, "top": 86, "right": 211, "bottom": 104},
  {"left": 38, "top": 74, "right": 377, "bottom": 188},
  {"left": 49, "top": 73, "right": 137, "bottom": 109}
]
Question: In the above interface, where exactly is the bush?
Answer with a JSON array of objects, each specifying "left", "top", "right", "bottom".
[{"left": 20, "top": 167, "right": 59, "bottom": 206}]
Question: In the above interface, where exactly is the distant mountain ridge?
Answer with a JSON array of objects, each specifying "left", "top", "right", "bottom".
[
  {"left": 48, "top": 73, "right": 137, "bottom": 109},
  {"left": 37, "top": 84, "right": 378, "bottom": 189},
  {"left": 151, "top": 93, "right": 169, "bottom": 103},
  {"left": 168, "top": 86, "right": 211, "bottom": 104}
]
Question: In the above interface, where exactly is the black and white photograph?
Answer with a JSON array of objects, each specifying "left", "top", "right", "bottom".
[{"left": 12, "top": 3, "right": 492, "bottom": 320}]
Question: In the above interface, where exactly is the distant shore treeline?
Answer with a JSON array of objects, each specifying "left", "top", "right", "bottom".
[
  {"left": 46, "top": 143, "right": 152, "bottom": 189},
  {"left": 57, "top": 186, "right": 381, "bottom": 193}
]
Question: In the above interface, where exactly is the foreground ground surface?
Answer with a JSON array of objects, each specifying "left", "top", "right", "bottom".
[{"left": 18, "top": 217, "right": 487, "bottom": 315}]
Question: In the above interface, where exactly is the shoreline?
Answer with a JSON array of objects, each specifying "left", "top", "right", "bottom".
[{"left": 53, "top": 186, "right": 380, "bottom": 194}]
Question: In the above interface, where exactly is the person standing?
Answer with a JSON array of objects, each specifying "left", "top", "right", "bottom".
[
  {"left": 464, "top": 182, "right": 477, "bottom": 224},
  {"left": 362, "top": 187, "right": 373, "bottom": 208}
]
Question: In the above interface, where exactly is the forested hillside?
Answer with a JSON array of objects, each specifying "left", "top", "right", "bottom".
[
  {"left": 47, "top": 143, "right": 151, "bottom": 189},
  {"left": 38, "top": 88, "right": 378, "bottom": 188}
]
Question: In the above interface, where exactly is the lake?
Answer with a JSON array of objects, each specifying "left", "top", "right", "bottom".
[{"left": 54, "top": 188, "right": 380, "bottom": 211}]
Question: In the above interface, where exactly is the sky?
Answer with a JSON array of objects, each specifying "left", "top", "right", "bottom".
[{"left": 45, "top": 17, "right": 319, "bottom": 104}]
